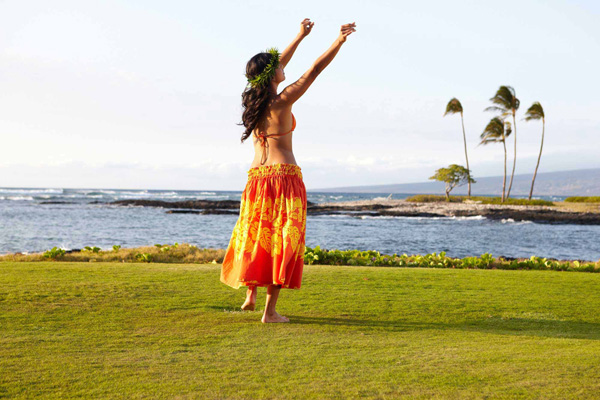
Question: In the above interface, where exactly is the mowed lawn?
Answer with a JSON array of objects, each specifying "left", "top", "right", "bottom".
[{"left": 1, "top": 262, "right": 600, "bottom": 399}]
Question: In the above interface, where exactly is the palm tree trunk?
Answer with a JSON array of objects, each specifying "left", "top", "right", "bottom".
[
  {"left": 506, "top": 113, "right": 517, "bottom": 198},
  {"left": 460, "top": 112, "right": 471, "bottom": 197},
  {"left": 502, "top": 137, "right": 507, "bottom": 202},
  {"left": 528, "top": 118, "right": 545, "bottom": 200}
]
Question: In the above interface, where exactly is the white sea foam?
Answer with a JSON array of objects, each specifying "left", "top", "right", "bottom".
[
  {"left": 5, "top": 196, "right": 35, "bottom": 201},
  {"left": 0, "top": 188, "right": 63, "bottom": 194},
  {"left": 452, "top": 215, "right": 486, "bottom": 220},
  {"left": 501, "top": 218, "right": 532, "bottom": 225},
  {"left": 115, "top": 190, "right": 150, "bottom": 196},
  {"left": 357, "top": 215, "right": 487, "bottom": 221},
  {"left": 79, "top": 190, "right": 116, "bottom": 195}
]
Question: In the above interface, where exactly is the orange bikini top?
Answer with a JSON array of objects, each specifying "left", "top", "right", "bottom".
[{"left": 254, "top": 113, "right": 296, "bottom": 165}]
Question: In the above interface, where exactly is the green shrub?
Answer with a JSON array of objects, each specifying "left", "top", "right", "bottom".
[
  {"left": 135, "top": 253, "right": 153, "bottom": 263},
  {"left": 405, "top": 195, "right": 553, "bottom": 206},
  {"left": 42, "top": 247, "right": 66, "bottom": 259},
  {"left": 564, "top": 196, "right": 600, "bottom": 203},
  {"left": 303, "top": 246, "right": 598, "bottom": 273},
  {"left": 83, "top": 246, "right": 101, "bottom": 253},
  {"left": 405, "top": 195, "right": 462, "bottom": 203},
  {"left": 112, "top": 245, "right": 121, "bottom": 252}
]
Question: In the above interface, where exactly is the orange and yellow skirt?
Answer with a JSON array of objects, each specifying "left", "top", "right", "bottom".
[{"left": 221, "top": 163, "right": 307, "bottom": 290}]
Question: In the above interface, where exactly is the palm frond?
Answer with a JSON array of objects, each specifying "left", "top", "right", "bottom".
[
  {"left": 504, "top": 121, "right": 512, "bottom": 137},
  {"left": 484, "top": 106, "right": 511, "bottom": 119},
  {"left": 523, "top": 101, "right": 544, "bottom": 121},
  {"left": 487, "top": 85, "right": 520, "bottom": 114},
  {"left": 480, "top": 117, "right": 504, "bottom": 140},
  {"left": 479, "top": 116, "right": 513, "bottom": 145},
  {"left": 479, "top": 137, "right": 501, "bottom": 146},
  {"left": 444, "top": 98, "right": 463, "bottom": 116}
]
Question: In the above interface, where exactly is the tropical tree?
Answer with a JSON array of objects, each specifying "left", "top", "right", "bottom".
[
  {"left": 444, "top": 98, "right": 472, "bottom": 197},
  {"left": 429, "top": 164, "right": 476, "bottom": 202},
  {"left": 524, "top": 102, "right": 545, "bottom": 200},
  {"left": 485, "top": 86, "right": 520, "bottom": 198},
  {"left": 480, "top": 117, "right": 512, "bottom": 202}
]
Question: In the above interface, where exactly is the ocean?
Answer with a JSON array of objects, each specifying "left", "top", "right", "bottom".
[{"left": 1, "top": 187, "right": 598, "bottom": 261}]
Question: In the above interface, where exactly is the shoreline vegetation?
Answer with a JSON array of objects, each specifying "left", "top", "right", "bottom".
[
  {"left": 564, "top": 196, "right": 600, "bottom": 203},
  {"left": 100, "top": 195, "right": 600, "bottom": 224},
  {"left": 1, "top": 243, "right": 598, "bottom": 272},
  {"left": 404, "top": 194, "right": 553, "bottom": 205}
]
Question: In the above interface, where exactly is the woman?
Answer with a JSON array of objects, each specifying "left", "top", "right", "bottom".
[{"left": 221, "top": 19, "right": 356, "bottom": 323}]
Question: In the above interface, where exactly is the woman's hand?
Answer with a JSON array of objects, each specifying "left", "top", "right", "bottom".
[
  {"left": 300, "top": 18, "right": 314, "bottom": 37},
  {"left": 338, "top": 22, "right": 356, "bottom": 44}
]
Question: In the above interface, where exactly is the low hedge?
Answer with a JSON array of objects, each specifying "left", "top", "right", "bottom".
[
  {"left": 303, "top": 246, "right": 599, "bottom": 273},
  {"left": 564, "top": 196, "right": 600, "bottom": 203},
  {"left": 405, "top": 194, "right": 553, "bottom": 206}
]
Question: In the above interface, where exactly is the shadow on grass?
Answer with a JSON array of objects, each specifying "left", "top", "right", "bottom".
[{"left": 287, "top": 315, "right": 600, "bottom": 340}]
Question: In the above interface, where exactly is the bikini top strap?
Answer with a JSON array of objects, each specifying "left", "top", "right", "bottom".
[
  {"left": 254, "top": 113, "right": 296, "bottom": 139},
  {"left": 254, "top": 114, "right": 296, "bottom": 165}
]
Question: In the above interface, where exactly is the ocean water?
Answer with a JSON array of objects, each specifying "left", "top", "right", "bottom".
[{"left": 1, "top": 187, "right": 598, "bottom": 261}]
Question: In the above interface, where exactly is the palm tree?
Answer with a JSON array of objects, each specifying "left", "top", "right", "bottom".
[
  {"left": 485, "top": 86, "right": 520, "bottom": 198},
  {"left": 524, "top": 102, "right": 545, "bottom": 200},
  {"left": 480, "top": 117, "right": 512, "bottom": 202},
  {"left": 444, "top": 98, "right": 472, "bottom": 197}
]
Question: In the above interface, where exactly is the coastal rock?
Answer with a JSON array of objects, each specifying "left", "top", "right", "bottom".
[
  {"left": 166, "top": 209, "right": 239, "bottom": 215},
  {"left": 111, "top": 199, "right": 315, "bottom": 209},
  {"left": 111, "top": 199, "right": 241, "bottom": 209},
  {"left": 314, "top": 199, "right": 600, "bottom": 225},
  {"left": 109, "top": 198, "right": 600, "bottom": 225}
]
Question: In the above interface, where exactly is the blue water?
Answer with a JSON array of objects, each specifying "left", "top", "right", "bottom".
[{"left": 1, "top": 187, "right": 598, "bottom": 261}]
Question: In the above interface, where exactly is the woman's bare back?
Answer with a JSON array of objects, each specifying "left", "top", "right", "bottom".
[{"left": 249, "top": 104, "right": 298, "bottom": 168}]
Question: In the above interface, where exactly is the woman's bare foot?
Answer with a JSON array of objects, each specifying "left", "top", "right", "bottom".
[
  {"left": 241, "top": 286, "right": 257, "bottom": 311},
  {"left": 241, "top": 300, "right": 255, "bottom": 311},
  {"left": 261, "top": 311, "right": 290, "bottom": 323}
]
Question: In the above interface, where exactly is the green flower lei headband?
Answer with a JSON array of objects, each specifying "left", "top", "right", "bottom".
[{"left": 246, "top": 47, "right": 280, "bottom": 88}]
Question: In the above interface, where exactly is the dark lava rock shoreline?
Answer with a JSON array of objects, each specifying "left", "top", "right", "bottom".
[{"left": 107, "top": 199, "right": 600, "bottom": 225}]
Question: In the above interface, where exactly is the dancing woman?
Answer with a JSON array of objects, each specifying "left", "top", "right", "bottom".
[{"left": 221, "top": 19, "right": 356, "bottom": 323}]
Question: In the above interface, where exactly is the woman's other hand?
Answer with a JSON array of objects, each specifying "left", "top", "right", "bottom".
[
  {"left": 338, "top": 22, "right": 356, "bottom": 43},
  {"left": 300, "top": 18, "right": 314, "bottom": 37}
]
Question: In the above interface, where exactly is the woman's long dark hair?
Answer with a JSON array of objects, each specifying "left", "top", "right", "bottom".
[{"left": 239, "top": 52, "right": 274, "bottom": 143}]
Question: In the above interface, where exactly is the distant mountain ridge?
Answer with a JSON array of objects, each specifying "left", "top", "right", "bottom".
[{"left": 311, "top": 168, "right": 600, "bottom": 196}]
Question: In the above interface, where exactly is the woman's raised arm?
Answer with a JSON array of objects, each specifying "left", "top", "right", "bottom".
[
  {"left": 279, "top": 18, "right": 314, "bottom": 69},
  {"left": 279, "top": 22, "right": 356, "bottom": 105}
]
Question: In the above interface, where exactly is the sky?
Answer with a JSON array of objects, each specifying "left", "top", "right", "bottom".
[{"left": 1, "top": 0, "right": 599, "bottom": 191}]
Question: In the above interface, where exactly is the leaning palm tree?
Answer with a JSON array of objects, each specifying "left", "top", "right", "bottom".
[
  {"left": 444, "top": 98, "right": 472, "bottom": 197},
  {"left": 524, "top": 102, "right": 545, "bottom": 200},
  {"left": 480, "top": 117, "right": 512, "bottom": 202},
  {"left": 485, "top": 86, "right": 520, "bottom": 198}
]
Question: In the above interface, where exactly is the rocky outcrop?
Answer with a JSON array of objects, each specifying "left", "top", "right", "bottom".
[
  {"left": 107, "top": 198, "right": 600, "bottom": 224},
  {"left": 110, "top": 199, "right": 241, "bottom": 209},
  {"left": 313, "top": 200, "right": 600, "bottom": 225}
]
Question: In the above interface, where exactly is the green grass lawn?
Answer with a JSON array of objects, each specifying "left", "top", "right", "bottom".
[{"left": 1, "top": 262, "right": 600, "bottom": 399}]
